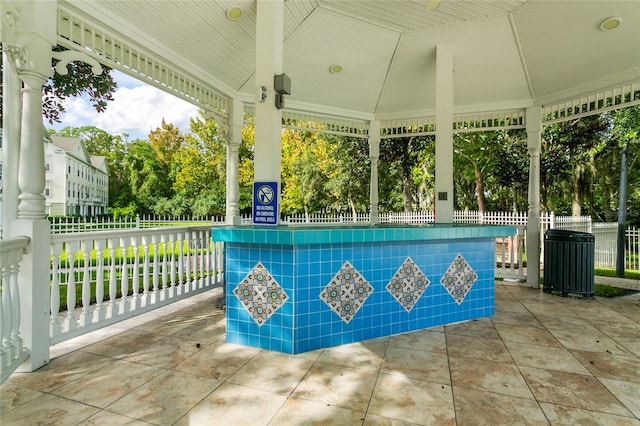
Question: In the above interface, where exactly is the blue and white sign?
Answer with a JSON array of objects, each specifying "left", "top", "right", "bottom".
[{"left": 253, "top": 182, "right": 279, "bottom": 225}]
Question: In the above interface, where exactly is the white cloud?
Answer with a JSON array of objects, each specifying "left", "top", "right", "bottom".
[{"left": 52, "top": 79, "right": 200, "bottom": 141}]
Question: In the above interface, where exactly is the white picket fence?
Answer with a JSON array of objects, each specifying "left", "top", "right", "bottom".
[
  {"left": 49, "top": 215, "right": 223, "bottom": 233},
  {"left": 48, "top": 211, "right": 639, "bottom": 272},
  {"left": 591, "top": 224, "right": 640, "bottom": 270}
]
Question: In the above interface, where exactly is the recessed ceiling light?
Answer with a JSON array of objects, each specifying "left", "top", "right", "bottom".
[
  {"left": 600, "top": 16, "right": 622, "bottom": 31},
  {"left": 425, "top": 0, "right": 441, "bottom": 10},
  {"left": 227, "top": 6, "right": 243, "bottom": 20},
  {"left": 329, "top": 64, "right": 343, "bottom": 74}
]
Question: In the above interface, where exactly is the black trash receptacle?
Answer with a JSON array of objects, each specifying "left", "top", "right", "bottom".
[{"left": 543, "top": 229, "right": 595, "bottom": 298}]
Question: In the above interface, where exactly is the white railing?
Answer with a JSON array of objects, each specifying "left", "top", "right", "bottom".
[
  {"left": 381, "top": 211, "right": 434, "bottom": 223},
  {"left": 628, "top": 226, "right": 640, "bottom": 271},
  {"left": 49, "top": 215, "right": 226, "bottom": 233},
  {"left": 284, "top": 212, "right": 370, "bottom": 224},
  {"left": 48, "top": 211, "right": 639, "bottom": 274},
  {"left": 548, "top": 213, "right": 592, "bottom": 233},
  {"left": 593, "top": 223, "right": 618, "bottom": 269},
  {"left": 495, "top": 225, "right": 526, "bottom": 281},
  {"left": 49, "top": 226, "right": 224, "bottom": 344},
  {"left": 591, "top": 224, "right": 640, "bottom": 270},
  {"left": 0, "top": 236, "right": 31, "bottom": 383}
]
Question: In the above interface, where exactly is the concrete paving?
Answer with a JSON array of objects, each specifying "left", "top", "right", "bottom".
[{"left": 2, "top": 284, "right": 639, "bottom": 425}]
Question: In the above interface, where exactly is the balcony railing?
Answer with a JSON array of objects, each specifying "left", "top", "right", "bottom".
[
  {"left": 49, "top": 226, "right": 224, "bottom": 345},
  {"left": 0, "top": 236, "right": 31, "bottom": 382}
]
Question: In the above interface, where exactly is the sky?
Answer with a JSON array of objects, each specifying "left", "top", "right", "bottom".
[{"left": 49, "top": 70, "right": 200, "bottom": 141}]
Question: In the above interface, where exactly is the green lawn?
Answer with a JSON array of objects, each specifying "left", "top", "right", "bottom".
[
  {"left": 52, "top": 242, "right": 221, "bottom": 312},
  {"left": 55, "top": 269, "right": 218, "bottom": 311},
  {"left": 593, "top": 283, "right": 637, "bottom": 298},
  {"left": 594, "top": 268, "right": 640, "bottom": 280}
]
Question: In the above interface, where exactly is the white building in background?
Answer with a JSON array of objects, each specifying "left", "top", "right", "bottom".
[
  {"left": 1, "top": 130, "right": 109, "bottom": 226},
  {"left": 45, "top": 135, "right": 109, "bottom": 217}
]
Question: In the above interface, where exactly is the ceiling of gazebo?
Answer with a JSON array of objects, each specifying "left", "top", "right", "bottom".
[{"left": 62, "top": 0, "right": 640, "bottom": 120}]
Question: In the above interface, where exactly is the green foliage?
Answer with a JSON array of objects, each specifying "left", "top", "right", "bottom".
[
  {"left": 323, "top": 135, "right": 371, "bottom": 217},
  {"left": 125, "top": 140, "right": 169, "bottom": 212},
  {"left": 594, "top": 268, "right": 640, "bottom": 281},
  {"left": 606, "top": 106, "right": 640, "bottom": 225},
  {"left": 379, "top": 136, "right": 433, "bottom": 212},
  {"left": 280, "top": 129, "right": 329, "bottom": 214},
  {"left": 49, "top": 105, "right": 640, "bottom": 222},
  {"left": 108, "top": 204, "right": 137, "bottom": 219},
  {"left": 171, "top": 115, "right": 227, "bottom": 215},
  {"left": 541, "top": 115, "right": 609, "bottom": 215},
  {"left": 41, "top": 46, "right": 117, "bottom": 124}
]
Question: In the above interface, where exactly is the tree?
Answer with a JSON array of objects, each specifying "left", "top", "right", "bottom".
[
  {"left": 454, "top": 132, "right": 495, "bottom": 211},
  {"left": 124, "top": 140, "right": 168, "bottom": 213},
  {"left": 148, "top": 118, "right": 185, "bottom": 168},
  {"left": 172, "top": 114, "right": 227, "bottom": 215},
  {"left": 237, "top": 122, "right": 255, "bottom": 213},
  {"left": 379, "top": 136, "right": 432, "bottom": 212},
  {"left": 54, "top": 125, "right": 124, "bottom": 157},
  {"left": 323, "top": 135, "right": 370, "bottom": 219},
  {"left": 603, "top": 106, "right": 640, "bottom": 225},
  {"left": 541, "top": 115, "right": 609, "bottom": 215},
  {"left": 491, "top": 130, "right": 529, "bottom": 212},
  {"left": 453, "top": 130, "right": 529, "bottom": 212},
  {"left": 1, "top": 45, "right": 117, "bottom": 124},
  {"left": 280, "top": 129, "right": 331, "bottom": 217}
]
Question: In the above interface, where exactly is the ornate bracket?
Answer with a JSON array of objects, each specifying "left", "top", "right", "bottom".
[
  {"left": 51, "top": 50, "right": 103, "bottom": 76},
  {"left": 203, "top": 109, "right": 230, "bottom": 139}
]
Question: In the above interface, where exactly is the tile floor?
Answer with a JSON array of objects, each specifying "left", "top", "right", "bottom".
[{"left": 2, "top": 284, "right": 639, "bottom": 425}]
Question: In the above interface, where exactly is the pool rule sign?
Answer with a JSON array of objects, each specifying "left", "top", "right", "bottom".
[{"left": 253, "top": 182, "right": 279, "bottom": 225}]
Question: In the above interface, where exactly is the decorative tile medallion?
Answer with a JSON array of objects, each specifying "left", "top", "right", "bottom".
[
  {"left": 320, "top": 261, "right": 373, "bottom": 324},
  {"left": 233, "top": 261, "right": 289, "bottom": 326},
  {"left": 440, "top": 253, "right": 478, "bottom": 305},
  {"left": 386, "top": 257, "right": 430, "bottom": 312}
]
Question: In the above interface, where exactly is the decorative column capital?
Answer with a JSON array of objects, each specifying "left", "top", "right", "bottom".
[
  {"left": 227, "top": 139, "right": 240, "bottom": 150},
  {"left": 3, "top": 45, "right": 27, "bottom": 72}
]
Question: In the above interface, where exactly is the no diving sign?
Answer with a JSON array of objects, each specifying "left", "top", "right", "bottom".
[{"left": 253, "top": 182, "right": 279, "bottom": 225}]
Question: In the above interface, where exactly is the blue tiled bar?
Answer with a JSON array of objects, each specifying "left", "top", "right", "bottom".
[{"left": 212, "top": 224, "right": 515, "bottom": 354}]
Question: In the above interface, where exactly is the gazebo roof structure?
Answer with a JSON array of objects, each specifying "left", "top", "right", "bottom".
[
  {"left": 2, "top": 0, "right": 640, "bottom": 379},
  {"left": 57, "top": 0, "right": 640, "bottom": 132}
]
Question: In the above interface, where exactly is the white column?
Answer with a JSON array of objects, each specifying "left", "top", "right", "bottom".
[
  {"left": 7, "top": 0, "right": 56, "bottom": 371},
  {"left": 369, "top": 121, "right": 380, "bottom": 225},
  {"left": 17, "top": 71, "right": 47, "bottom": 219},
  {"left": 254, "top": 0, "right": 284, "bottom": 188},
  {"left": 435, "top": 44, "right": 454, "bottom": 222},
  {"left": 526, "top": 106, "right": 542, "bottom": 288},
  {"left": 226, "top": 99, "right": 243, "bottom": 225},
  {"left": 2, "top": 49, "right": 21, "bottom": 235}
]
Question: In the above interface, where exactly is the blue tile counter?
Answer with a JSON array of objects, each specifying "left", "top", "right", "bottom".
[{"left": 212, "top": 224, "right": 516, "bottom": 354}]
